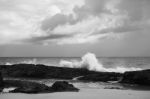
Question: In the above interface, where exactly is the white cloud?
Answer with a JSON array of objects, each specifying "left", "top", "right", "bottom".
[
  {"left": 0, "top": 0, "right": 149, "bottom": 45},
  {"left": 46, "top": 5, "right": 61, "bottom": 16},
  {"left": 105, "top": 0, "right": 121, "bottom": 14},
  {"left": 0, "top": 10, "right": 45, "bottom": 44},
  {"left": 50, "top": 12, "right": 127, "bottom": 44},
  {"left": 0, "top": 0, "right": 84, "bottom": 45},
  {"left": 53, "top": 13, "right": 126, "bottom": 35},
  {"left": 57, "top": 34, "right": 109, "bottom": 45}
]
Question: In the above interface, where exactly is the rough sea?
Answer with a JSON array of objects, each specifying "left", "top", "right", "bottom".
[{"left": 0, "top": 56, "right": 150, "bottom": 71}]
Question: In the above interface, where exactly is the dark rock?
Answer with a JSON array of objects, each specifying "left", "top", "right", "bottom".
[
  {"left": 5, "top": 80, "right": 79, "bottom": 94},
  {"left": 0, "top": 72, "right": 4, "bottom": 92},
  {"left": 78, "top": 72, "right": 122, "bottom": 82},
  {"left": 0, "top": 64, "right": 97, "bottom": 79},
  {"left": 0, "top": 64, "right": 122, "bottom": 82},
  {"left": 0, "top": 72, "right": 3, "bottom": 87},
  {"left": 11, "top": 87, "right": 44, "bottom": 94},
  {"left": 104, "top": 86, "right": 122, "bottom": 89},
  {"left": 120, "top": 69, "right": 150, "bottom": 86},
  {"left": 51, "top": 81, "right": 79, "bottom": 92},
  {"left": 7, "top": 80, "right": 51, "bottom": 94}
]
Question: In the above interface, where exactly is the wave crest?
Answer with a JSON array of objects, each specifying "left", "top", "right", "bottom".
[{"left": 59, "top": 53, "right": 142, "bottom": 73}]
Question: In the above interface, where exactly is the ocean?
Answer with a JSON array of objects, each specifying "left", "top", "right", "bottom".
[
  {"left": 1, "top": 56, "right": 150, "bottom": 91},
  {"left": 0, "top": 56, "right": 150, "bottom": 70}
]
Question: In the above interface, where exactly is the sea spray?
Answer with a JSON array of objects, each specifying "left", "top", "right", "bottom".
[
  {"left": 5, "top": 62, "right": 13, "bottom": 65},
  {"left": 60, "top": 53, "right": 142, "bottom": 73},
  {"left": 20, "top": 58, "right": 37, "bottom": 65}
]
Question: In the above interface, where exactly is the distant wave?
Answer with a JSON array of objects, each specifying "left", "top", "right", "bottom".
[
  {"left": 59, "top": 53, "right": 142, "bottom": 73},
  {"left": 5, "top": 62, "right": 13, "bottom": 65},
  {"left": 5, "top": 58, "right": 37, "bottom": 65}
]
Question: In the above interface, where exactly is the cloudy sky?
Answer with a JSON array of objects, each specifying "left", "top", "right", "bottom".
[{"left": 0, "top": 0, "right": 150, "bottom": 57}]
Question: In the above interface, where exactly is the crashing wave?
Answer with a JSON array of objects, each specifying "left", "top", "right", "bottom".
[{"left": 59, "top": 53, "right": 142, "bottom": 73}]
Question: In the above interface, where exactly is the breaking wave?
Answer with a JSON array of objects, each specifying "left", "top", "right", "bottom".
[{"left": 59, "top": 53, "right": 142, "bottom": 73}]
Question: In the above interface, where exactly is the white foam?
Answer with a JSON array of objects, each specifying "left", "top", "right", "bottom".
[
  {"left": 3, "top": 88, "right": 16, "bottom": 93},
  {"left": 19, "top": 58, "right": 37, "bottom": 65},
  {"left": 59, "top": 52, "right": 142, "bottom": 73},
  {"left": 5, "top": 62, "right": 13, "bottom": 65}
]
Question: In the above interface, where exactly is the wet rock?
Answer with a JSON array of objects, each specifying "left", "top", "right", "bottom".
[
  {"left": 120, "top": 69, "right": 150, "bottom": 86},
  {"left": 104, "top": 86, "right": 122, "bottom": 89},
  {"left": 51, "top": 81, "right": 79, "bottom": 92},
  {"left": 5, "top": 80, "right": 79, "bottom": 94},
  {"left": 11, "top": 86, "right": 50, "bottom": 94},
  {"left": 8, "top": 80, "right": 51, "bottom": 94},
  {"left": 78, "top": 72, "right": 122, "bottom": 82},
  {"left": 0, "top": 64, "right": 97, "bottom": 79},
  {"left": 0, "top": 72, "right": 4, "bottom": 92}
]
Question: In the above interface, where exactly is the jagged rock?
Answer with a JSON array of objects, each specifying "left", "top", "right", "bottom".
[
  {"left": 120, "top": 69, "right": 150, "bottom": 86},
  {"left": 51, "top": 81, "right": 79, "bottom": 92}
]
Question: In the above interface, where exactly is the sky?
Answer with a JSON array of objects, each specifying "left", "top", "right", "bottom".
[{"left": 0, "top": 0, "right": 150, "bottom": 57}]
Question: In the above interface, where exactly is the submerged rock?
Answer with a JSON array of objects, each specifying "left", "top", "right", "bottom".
[{"left": 120, "top": 69, "right": 150, "bottom": 86}]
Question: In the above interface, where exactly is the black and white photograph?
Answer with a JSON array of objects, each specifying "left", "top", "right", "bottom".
[{"left": 0, "top": 0, "right": 150, "bottom": 99}]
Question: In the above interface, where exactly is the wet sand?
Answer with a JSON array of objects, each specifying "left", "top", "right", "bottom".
[{"left": 0, "top": 88, "right": 150, "bottom": 99}]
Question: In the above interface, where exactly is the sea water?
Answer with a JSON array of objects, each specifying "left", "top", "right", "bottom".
[
  {"left": 1, "top": 53, "right": 150, "bottom": 90},
  {"left": 0, "top": 52, "right": 150, "bottom": 71},
  {"left": 0, "top": 56, "right": 150, "bottom": 70}
]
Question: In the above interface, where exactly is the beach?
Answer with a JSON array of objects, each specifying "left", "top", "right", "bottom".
[
  {"left": 0, "top": 57, "right": 150, "bottom": 99},
  {"left": 1, "top": 0, "right": 150, "bottom": 98},
  {"left": 1, "top": 88, "right": 150, "bottom": 99}
]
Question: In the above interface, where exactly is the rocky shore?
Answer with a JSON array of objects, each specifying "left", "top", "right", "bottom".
[
  {"left": 0, "top": 78, "right": 79, "bottom": 93},
  {"left": 10, "top": 80, "right": 79, "bottom": 94},
  {"left": 0, "top": 64, "right": 122, "bottom": 81},
  {"left": 120, "top": 69, "right": 150, "bottom": 85},
  {"left": 0, "top": 64, "right": 150, "bottom": 94}
]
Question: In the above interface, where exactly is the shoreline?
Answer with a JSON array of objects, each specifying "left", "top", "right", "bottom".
[
  {"left": 1, "top": 88, "right": 150, "bottom": 99},
  {"left": 0, "top": 63, "right": 150, "bottom": 99}
]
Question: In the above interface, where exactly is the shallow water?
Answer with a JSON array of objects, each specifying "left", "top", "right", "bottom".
[{"left": 4, "top": 78, "right": 150, "bottom": 91}]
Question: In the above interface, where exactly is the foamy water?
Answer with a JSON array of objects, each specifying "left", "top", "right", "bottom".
[
  {"left": 60, "top": 53, "right": 142, "bottom": 73},
  {"left": 0, "top": 53, "right": 150, "bottom": 73}
]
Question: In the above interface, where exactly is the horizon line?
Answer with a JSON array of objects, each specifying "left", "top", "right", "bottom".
[{"left": 1, "top": 56, "right": 150, "bottom": 58}]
